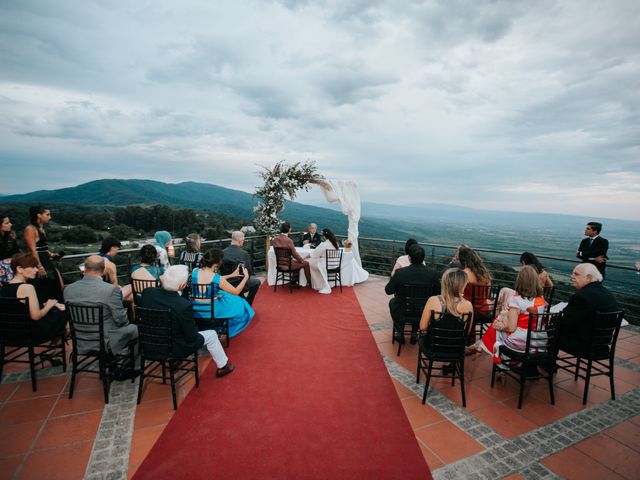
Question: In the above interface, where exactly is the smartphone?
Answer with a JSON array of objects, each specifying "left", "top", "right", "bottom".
[{"left": 238, "top": 262, "right": 245, "bottom": 275}]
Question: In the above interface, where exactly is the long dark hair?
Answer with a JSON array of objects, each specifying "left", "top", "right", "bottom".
[
  {"left": 520, "top": 251, "right": 544, "bottom": 274},
  {"left": 202, "top": 248, "right": 224, "bottom": 268},
  {"left": 29, "top": 205, "right": 48, "bottom": 227},
  {"left": 322, "top": 228, "right": 339, "bottom": 249},
  {"left": 458, "top": 247, "right": 491, "bottom": 283}
]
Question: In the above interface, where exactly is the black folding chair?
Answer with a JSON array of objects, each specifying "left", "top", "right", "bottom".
[
  {"left": 274, "top": 247, "right": 300, "bottom": 293},
  {"left": 417, "top": 311, "right": 472, "bottom": 407},
  {"left": 66, "top": 303, "right": 137, "bottom": 403},
  {"left": 131, "top": 278, "right": 160, "bottom": 306},
  {"left": 0, "top": 297, "right": 67, "bottom": 392},
  {"left": 136, "top": 306, "right": 199, "bottom": 410},
  {"left": 556, "top": 310, "right": 624, "bottom": 405},
  {"left": 191, "top": 282, "right": 232, "bottom": 347},
  {"left": 325, "top": 249, "right": 343, "bottom": 293},
  {"left": 391, "top": 284, "right": 433, "bottom": 356},
  {"left": 470, "top": 285, "right": 501, "bottom": 339},
  {"left": 543, "top": 286, "right": 555, "bottom": 313},
  {"left": 491, "top": 311, "right": 561, "bottom": 409}
]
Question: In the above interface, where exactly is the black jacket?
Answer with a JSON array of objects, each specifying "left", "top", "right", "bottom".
[
  {"left": 221, "top": 244, "right": 253, "bottom": 275},
  {"left": 558, "top": 281, "right": 618, "bottom": 356},
  {"left": 577, "top": 236, "right": 609, "bottom": 276},
  {"left": 140, "top": 287, "right": 204, "bottom": 358},
  {"left": 385, "top": 264, "right": 440, "bottom": 322},
  {"left": 300, "top": 232, "right": 322, "bottom": 248}
]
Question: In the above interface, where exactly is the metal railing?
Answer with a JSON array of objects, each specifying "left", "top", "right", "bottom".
[{"left": 57, "top": 233, "right": 640, "bottom": 324}]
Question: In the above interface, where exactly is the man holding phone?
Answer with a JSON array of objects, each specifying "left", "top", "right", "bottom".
[{"left": 222, "top": 231, "right": 261, "bottom": 305}]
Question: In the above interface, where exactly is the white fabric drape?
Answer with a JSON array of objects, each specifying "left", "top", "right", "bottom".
[{"left": 319, "top": 180, "right": 368, "bottom": 283}]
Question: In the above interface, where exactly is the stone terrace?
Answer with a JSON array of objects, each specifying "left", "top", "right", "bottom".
[{"left": 1, "top": 275, "right": 639, "bottom": 479}]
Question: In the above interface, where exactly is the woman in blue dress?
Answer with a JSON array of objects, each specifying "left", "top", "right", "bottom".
[{"left": 191, "top": 248, "right": 254, "bottom": 337}]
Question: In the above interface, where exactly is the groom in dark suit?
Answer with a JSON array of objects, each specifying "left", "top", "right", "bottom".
[{"left": 576, "top": 222, "right": 609, "bottom": 279}]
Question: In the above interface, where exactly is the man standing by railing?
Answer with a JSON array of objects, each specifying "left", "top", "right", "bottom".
[{"left": 576, "top": 222, "right": 609, "bottom": 279}]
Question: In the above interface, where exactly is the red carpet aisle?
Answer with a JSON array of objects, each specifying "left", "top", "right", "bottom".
[{"left": 133, "top": 284, "right": 432, "bottom": 480}]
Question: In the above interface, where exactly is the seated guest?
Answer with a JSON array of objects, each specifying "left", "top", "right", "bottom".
[
  {"left": 130, "top": 245, "right": 163, "bottom": 303},
  {"left": 308, "top": 228, "right": 340, "bottom": 294},
  {"left": 480, "top": 265, "right": 545, "bottom": 365},
  {"left": 178, "top": 233, "right": 203, "bottom": 270},
  {"left": 419, "top": 268, "right": 473, "bottom": 372},
  {"left": 99, "top": 237, "right": 133, "bottom": 302},
  {"left": 300, "top": 223, "right": 322, "bottom": 248},
  {"left": 153, "top": 230, "right": 172, "bottom": 270},
  {"left": 131, "top": 245, "right": 163, "bottom": 281},
  {"left": 221, "top": 231, "right": 261, "bottom": 305},
  {"left": 1, "top": 253, "right": 67, "bottom": 345},
  {"left": 272, "top": 222, "right": 311, "bottom": 284},
  {"left": 140, "top": 265, "right": 234, "bottom": 378},
  {"left": 385, "top": 245, "right": 440, "bottom": 343},
  {"left": 391, "top": 238, "right": 424, "bottom": 276},
  {"left": 521, "top": 252, "right": 553, "bottom": 287},
  {"left": 191, "top": 249, "right": 254, "bottom": 338},
  {"left": 557, "top": 263, "right": 618, "bottom": 356},
  {"left": 458, "top": 246, "right": 492, "bottom": 315},
  {"left": 445, "top": 244, "right": 469, "bottom": 271},
  {"left": 64, "top": 255, "right": 138, "bottom": 360},
  {"left": 497, "top": 251, "right": 553, "bottom": 311},
  {"left": 1, "top": 214, "right": 20, "bottom": 283}
]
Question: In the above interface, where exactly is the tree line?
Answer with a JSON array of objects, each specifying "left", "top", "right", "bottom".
[{"left": 0, "top": 203, "right": 250, "bottom": 246}]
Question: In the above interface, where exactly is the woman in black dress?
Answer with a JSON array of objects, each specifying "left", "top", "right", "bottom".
[
  {"left": 23, "top": 205, "right": 64, "bottom": 301},
  {"left": 0, "top": 253, "right": 67, "bottom": 343}
]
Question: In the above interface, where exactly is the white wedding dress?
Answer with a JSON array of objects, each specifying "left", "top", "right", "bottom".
[{"left": 309, "top": 240, "right": 336, "bottom": 294}]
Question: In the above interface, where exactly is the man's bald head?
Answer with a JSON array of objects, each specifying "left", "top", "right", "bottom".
[
  {"left": 571, "top": 263, "right": 603, "bottom": 289},
  {"left": 84, "top": 255, "right": 105, "bottom": 275}
]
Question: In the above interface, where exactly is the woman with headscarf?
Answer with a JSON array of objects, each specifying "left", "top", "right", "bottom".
[{"left": 153, "top": 230, "right": 172, "bottom": 270}]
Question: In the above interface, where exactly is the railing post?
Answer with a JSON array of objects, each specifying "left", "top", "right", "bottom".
[{"left": 431, "top": 247, "right": 435, "bottom": 267}]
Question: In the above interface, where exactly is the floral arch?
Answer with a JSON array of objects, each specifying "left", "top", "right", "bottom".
[{"left": 254, "top": 160, "right": 365, "bottom": 268}]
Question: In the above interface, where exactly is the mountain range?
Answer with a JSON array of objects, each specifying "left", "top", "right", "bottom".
[{"left": 2, "top": 179, "right": 638, "bottom": 264}]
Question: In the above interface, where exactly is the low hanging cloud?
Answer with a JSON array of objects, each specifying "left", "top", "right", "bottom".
[{"left": 0, "top": 0, "right": 639, "bottom": 220}]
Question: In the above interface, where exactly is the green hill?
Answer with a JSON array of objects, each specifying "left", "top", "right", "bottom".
[{"left": 0, "top": 179, "right": 407, "bottom": 239}]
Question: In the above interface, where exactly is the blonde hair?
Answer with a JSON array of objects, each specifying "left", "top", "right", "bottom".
[
  {"left": 515, "top": 265, "right": 543, "bottom": 299},
  {"left": 440, "top": 268, "right": 468, "bottom": 314}
]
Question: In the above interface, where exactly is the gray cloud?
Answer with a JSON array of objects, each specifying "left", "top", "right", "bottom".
[{"left": 0, "top": 0, "right": 638, "bottom": 219}]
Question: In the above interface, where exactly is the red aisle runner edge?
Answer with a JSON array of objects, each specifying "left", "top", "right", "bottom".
[{"left": 133, "top": 284, "right": 432, "bottom": 480}]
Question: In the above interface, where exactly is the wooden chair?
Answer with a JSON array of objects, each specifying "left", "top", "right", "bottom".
[
  {"left": 417, "top": 311, "right": 472, "bottom": 407},
  {"left": 469, "top": 284, "right": 501, "bottom": 339},
  {"left": 543, "top": 286, "right": 555, "bottom": 312},
  {"left": 274, "top": 247, "right": 300, "bottom": 293},
  {"left": 325, "top": 249, "right": 343, "bottom": 293},
  {"left": 491, "top": 311, "right": 561, "bottom": 409},
  {"left": 131, "top": 278, "right": 160, "bottom": 306},
  {"left": 191, "top": 282, "right": 232, "bottom": 347},
  {"left": 66, "top": 303, "right": 137, "bottom": 403},
  {"left": 0, "top": 297, "right": 67, "bottom": 392},
  {"left": 556, "top": 310, "right": 624, "bottom": 405},
  {"left": 391, "top": 284, "right": 433, "bottom": 356},
  {"left": 135, "top": 306, "right": 199, "bottom": 410}
]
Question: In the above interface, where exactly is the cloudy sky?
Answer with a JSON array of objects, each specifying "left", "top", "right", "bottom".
[{"left": 1, "top": 0, "right": 639, "bottom": 220}]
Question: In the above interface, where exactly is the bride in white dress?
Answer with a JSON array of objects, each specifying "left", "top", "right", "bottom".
[{"left": 309, "top": 228, "right": 340, "bottom": 294}]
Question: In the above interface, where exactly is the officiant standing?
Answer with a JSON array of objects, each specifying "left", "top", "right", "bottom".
[
  {"left": 576, "top": 222, "right": 609, "bottom": 279},
  {"left": 300, "top": 223, "right": 322, "bottom": 248}
]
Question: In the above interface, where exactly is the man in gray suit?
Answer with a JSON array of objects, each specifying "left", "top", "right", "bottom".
[{"left": 64, "top": 255, "right": 138, "bottom": 357}]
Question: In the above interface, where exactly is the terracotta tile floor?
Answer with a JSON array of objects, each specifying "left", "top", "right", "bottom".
[{"left": 0, "top": 274, "right": 638, "bottom": 479}]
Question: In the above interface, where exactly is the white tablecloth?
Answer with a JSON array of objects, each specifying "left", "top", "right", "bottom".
[{"left": 267, "top": 246, "right": 369, "bottom": 290}]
